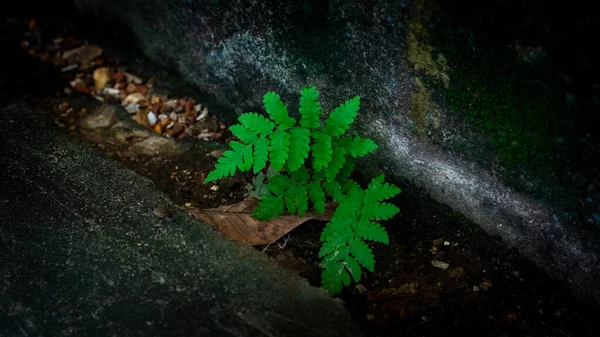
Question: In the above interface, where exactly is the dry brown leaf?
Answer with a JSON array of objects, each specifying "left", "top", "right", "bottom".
[{"left": 189, "top": 198, "right": 336, "bottom": 246}]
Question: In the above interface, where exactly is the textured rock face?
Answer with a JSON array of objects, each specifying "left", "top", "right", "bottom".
[{"left": 70, "top": 0, "right": 600, "bottom": 302}]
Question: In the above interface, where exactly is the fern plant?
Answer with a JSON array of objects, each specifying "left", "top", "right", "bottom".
[{"left": 205, "top": 86, "right": 401, "bottom": 295}]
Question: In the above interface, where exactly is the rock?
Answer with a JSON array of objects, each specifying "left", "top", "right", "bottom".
[
  {"left": 209, "top": 149, "right": 225, "bottom": 159},
  {"left": 124, "top": 71, "right": 143, "bottom": 84},
  {"left": 431, "top": 260, "right": 449, "bottom": 270},
  {"left": 153, "top": 203, "right": 173, "bottom": 221},
  {"left": 128, "top": 136, "right": 184, "bottom": 156},
  {"left": 122, "top": 92, "right": 146, "bottom": 106},
  {"left": 93, "top": 67, "right": 110, "bottom": 91},
  {"left": 62, "top": 44, "right": 103, "bottom": 61},
  {"left": 78, "top": 104, "right": 117, "bottom": 129}
]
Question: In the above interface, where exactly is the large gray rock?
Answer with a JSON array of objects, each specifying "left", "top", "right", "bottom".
[
  {"left": 69, "top": 0, "right": 600, "bottom": 303},
  {"left": 0, "top": 99, "right": 362, "bottom": 337}
]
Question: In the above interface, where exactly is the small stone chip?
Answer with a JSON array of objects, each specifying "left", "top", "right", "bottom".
[{"left": 431, "top": 260, "right": 449, "bottom": 270}]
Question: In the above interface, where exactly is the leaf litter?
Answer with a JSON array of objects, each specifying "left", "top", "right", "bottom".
[{"left": 188, "top": 198, "right": 336, "bottom": 246}]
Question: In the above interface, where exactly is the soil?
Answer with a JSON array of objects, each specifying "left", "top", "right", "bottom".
[{"left": 3, "top": 14, "right": 598, "bottom": 337}]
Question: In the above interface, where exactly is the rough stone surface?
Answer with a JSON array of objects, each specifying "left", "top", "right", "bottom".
[
  {"left": 78, "top": 103, "right": 118, "bottom": 129},
  {"left": 127, "top": 135, "right": 184, "bottom": 156},
  {"left": 67, "top": 0, "right": 600, "bottom": 304},
  {"left": 0, "top": 99, "right": 362, "bottom": 337}
]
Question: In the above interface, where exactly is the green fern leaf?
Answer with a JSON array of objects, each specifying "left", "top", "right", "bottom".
[
  {"left": 336, "top": 157, "right": 355, "bottom": 181},
  {"left": 312, "top": 170, "right": 326, "bottom": 181},
  {"left": 263, "top": 91, "right": 296, "bottom": 129},
  {"left": 204, "top": 141, "right": 252, "bottom": 182},
  {"left": 363, "top": 202, "right": 399, "bottom": 221},
  {"left": 324, "top": 96, "right": 360, "bottom": 137},
  {"left": 321, "top": 260, "right": 351, "bottom": 295},
  {"left": 320, "top": 188, "right": 362, "bottom": 241},
  {"left": 285, "top": 186, "right": 308, "bottom": 215},
  {"left": 349, "top": 238, "right": 375, "bottom": 272},
  {"left": 341, "top": 179, "right": 361, "bottom": 193},
  {"left": 344, "top": 255, "right": 362, "bottom": 282},
  {"left": 356, "top": 220, "right": 389, "bottom": 244},
  {"left": 269, "top": 131, "right": 290, "bottom": 170},
  {"left": 290, "top": 167, "right": 310, "bottom": 184},
  {"left": 319, "top": 230, "right": 352, "bottom": 258},
  {"left": 299, "top": 86, "right": 322, "bottom": 129},
  {"left": 287, "top": 127, "right": 311, "bottom": 172},
  {"left": 311, "top": 132, "right": 333, "bottom": 171},
  {"left": 238, "top": 112, "right": 274, "bottom": 137},
  {"left": 268, "top": 174, "right": 293, "bottom": 195},
  {"left": 253, "top": 137, "right": 269, "bottom": 173},
  {"left": 365, "top": 175, "right": 402, "bottom": 202},
  {"left": 343, "top": 136, "right": 377, "bottom": 157},
  {"left": 254, "top": 174, "right": 310, "bottom": 218},
  {"left": 324, "top": 143, "right": 347, "bottom": 182},
  {"left": 306, "top": 181, "right": 326, "bottom": 214},
  {"left": 229, "top": 124, "right": 257, "bottom": 144},
  {"left": 320, "top": 214, "right": 353, "bottom": 243},
  {"left": 252, "top": 193, "right": 285, "bottom": 220},
  {"left": 322, "top": 181, "right": 344, "bottom": 202}
]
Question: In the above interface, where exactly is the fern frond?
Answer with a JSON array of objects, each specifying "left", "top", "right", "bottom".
[
  {"left": 344, "top": 255, "right": 362, "bottom": 282},
  {"left": 363, "top": 202, "right": 399, "bottom": 221},
  {"left": 253, "top": 174, "right": 292, "bottom": 220},
  {"left": 343, "top": 136, "right": 377, "bottom": 157},
  {"left": 312, "top": 170, "right": 326, "bottom": 181},
  {"left": 349, "top": 238, "right": 375, "bottom": 272},
  {"left": 319, "top": 177, "right": 398, "bottom": 295},
  {"left": 289, "top": 166, "right": 310, "bottom": 184},
  {"left": 268, "top": 174, "right": 293, "bottom": 195},
  {"left": 253, "top": 137, "right": 269, "bottom": 173},
  {"left": 263, "top": 91, "right": 296, "bottom": 129},
  {"left": 356, "top": 220, "right": 389, "bottom": 244},
  {"left": 341, "top": 179, "right": 361, "bottom": 193},
  {"left": 204, "top": 141, "right": 252, "bottom": 182},
  {"left": 229, "top": 124, "right": 257, "bottom": 144},
  {"left": 318, "top": 229, "right": 352, "bottom": 259},
  {"left": 268, "top": 131, "right": 290, "bottom": 171},
  {"left": 285, "top": 185, "right": 308, "bottom": 215},
  {"left": 252, "top": 193, "right": 285, "bottom": 220},
  {"left": 253, "top": 174, "right": 309, "bottom": 219},
  {"left": 311, "top": 132, "right": 333, "bottom": 171},
  {"left": 299, "top": 86, "right": 322, "bottom": 129},
  {"left": 320, "top": 188, "right": 362, "bottom": 241},
  {"left": 365, "top": 174, "right": 402, "bottom": 203},
  {"left": 306, "top": 181, "right": 326, "bottom": 214},
  {"left": 238, "top": 112, "right": 274, "bottom": 137},
  {"left": 324, "top": 142, "right": 347, "bottom": 182},
  {"left": 287, "top": 127, "right": 311, "bottom": 172},
  {"left": 322, "top": 180, "right": 344, "bottom": 203},
  {"left": 336, "top": 158, "right": 355, "bottom": 181},
  {"left": 323, "top": 96, "right": 360, "bottom": 137},
  {"left": 320, "top": 260, "right": 351, "bottom": 295}
]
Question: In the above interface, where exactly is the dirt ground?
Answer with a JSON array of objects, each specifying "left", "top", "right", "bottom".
[{"left": 4, "top": 15, "right": 598, "bottom": 337}]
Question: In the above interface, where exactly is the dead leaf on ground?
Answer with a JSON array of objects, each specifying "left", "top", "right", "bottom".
[{"left": 188, "top": 198, "right": 336, "bottom": 246}]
